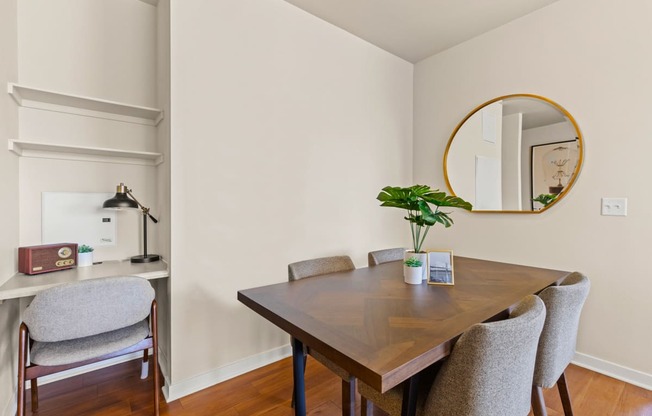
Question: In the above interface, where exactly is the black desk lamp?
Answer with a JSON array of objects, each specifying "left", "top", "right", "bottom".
[{"left": 103, "top": 183, "right": 160, "bottom": 263}]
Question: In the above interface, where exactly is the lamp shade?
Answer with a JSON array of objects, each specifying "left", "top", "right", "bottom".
[
  {"left": 102, "top": 183, "right": 160, "bottom": 263},
  {"left": 103, "top": 184, "right": 138, "bottom": 209}
]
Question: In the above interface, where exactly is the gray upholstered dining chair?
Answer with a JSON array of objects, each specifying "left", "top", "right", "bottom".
[
  {"left": 16, "top": 276, "right": 159, "bottom": 416},
  {"left": 359, "top": 295, "right": 546, "bottom": 416},
  {"left": 288, "top": 255, "right": 356, "bottom": 410},
  {"left": 368, "top": 248, "right": 405, "bottom": 266},
  {"left": 288, "top": 255, "right": 355, "bottom": 281},
  {"left": 531, "top": 272, "right": 590, "bottom": 416}
]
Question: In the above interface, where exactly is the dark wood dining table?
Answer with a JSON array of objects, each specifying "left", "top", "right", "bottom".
[{"left": 237, "top": 256, "right": 569, "bottom": 416}]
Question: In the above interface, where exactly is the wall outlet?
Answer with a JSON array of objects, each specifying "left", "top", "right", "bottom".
[{"left": 601, "top": 197, "right": 627, "bottom": 216}]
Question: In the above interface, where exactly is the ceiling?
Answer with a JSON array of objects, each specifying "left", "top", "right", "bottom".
[
  {"left": 503, "top": 98, "right": 568, "bottom": 130},
  {"left": 283, "top": 0, "right": 558, "bottom": 63}
]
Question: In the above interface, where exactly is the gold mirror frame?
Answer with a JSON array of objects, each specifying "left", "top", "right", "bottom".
[{"left": 443, "top": 94, "right": 583, "bottom": 214}]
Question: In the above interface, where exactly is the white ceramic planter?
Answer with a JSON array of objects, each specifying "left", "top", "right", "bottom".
[
  {"left": 404, "top": 251, "right": 428, "bottom": 281},
  {"left": 77, "top": 252, "right": 93, "bottom": 267},
  {"left": 403, "top": 266, "right": 423, "bottom": 284}
]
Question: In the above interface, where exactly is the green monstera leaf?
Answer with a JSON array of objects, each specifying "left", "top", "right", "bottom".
[{"left": 377, "top": 185, "right": 472, "bottom": 252}]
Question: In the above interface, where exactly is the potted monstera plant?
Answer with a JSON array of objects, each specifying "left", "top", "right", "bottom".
[{"left": 377, "top": 185, "right": 472, "bottom": 281}]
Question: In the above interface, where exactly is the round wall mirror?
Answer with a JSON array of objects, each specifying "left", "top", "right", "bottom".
[{"left": 444, "top": 94, "right": 583, "bottom": 213}]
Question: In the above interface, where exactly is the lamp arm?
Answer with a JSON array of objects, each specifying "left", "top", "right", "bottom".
[{"left": 126, "top": 189, "right": 159, "bottom": 223}]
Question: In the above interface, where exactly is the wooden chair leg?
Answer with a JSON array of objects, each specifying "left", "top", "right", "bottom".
[
  {"left": 152, "top": 301, "right": 160, "bottom": 416},
  {"left": 142, "top": 348, "right": 150, "bottom": 379},
  {"left": 557, "top": 371, "right": 574, "bottom": 416},
  {"left": 30, "top": 379, "right": 39, "bottom": 412},
  {"left": 531, "top": 385, "right": 548, "bottom": 416},
  {"left": 17, "top": 323, "right": 28, "bottom": 416}
]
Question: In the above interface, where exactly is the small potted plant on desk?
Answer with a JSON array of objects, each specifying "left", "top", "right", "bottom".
[
  {"left": 377, "top": 185, "right": 472, "bottom": 281},
  {"left": 77, "top": 244, "right": 94, "bottom": 267},
  {"left": 403, "top": 256, "right": 424, "bottom": 285}
]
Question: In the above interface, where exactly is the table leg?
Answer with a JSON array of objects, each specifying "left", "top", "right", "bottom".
[
  {"left": 342, "top": 376, "right": 356, "bottom": 416},
  {"left": 292, "top": 337, "right": 307, "bottom": 416},
  {"left": 401, "top": 373, "right": 420, "bottom": 416}
]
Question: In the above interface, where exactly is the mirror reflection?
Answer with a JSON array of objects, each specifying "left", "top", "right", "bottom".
[{"left": 444, "top": 94, "right": 583, "bottom": 213}]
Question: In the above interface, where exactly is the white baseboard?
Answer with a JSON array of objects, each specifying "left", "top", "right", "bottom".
[
  {"left": 164, "top": 344, "right": 292, "bottom": 402},
  {"left": 158, "top": 347, "right": 172, "bottom": 399},
  {"left": 573, "top": 352, "right": 652, "bottom": 391}
]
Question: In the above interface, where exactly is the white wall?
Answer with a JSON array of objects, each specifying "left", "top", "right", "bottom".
[
  {"left": 169, "top": 0, "right": 413, "bottom": 396},
  {"left": 414, "top": 0, "right": 652, "bottom": 386},
  {"left": 18, "top": 0, "right": 157, "bottom": 106},
  {"left": 0, "top": 0, "right": 21, "bottom": 414},
  {"left": 155, "top": 0, "right": 172, "bottom": 383}
]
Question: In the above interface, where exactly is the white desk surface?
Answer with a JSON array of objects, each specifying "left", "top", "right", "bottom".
[{"left": 0, "top": 260, "right": 169, "bottom": 301}]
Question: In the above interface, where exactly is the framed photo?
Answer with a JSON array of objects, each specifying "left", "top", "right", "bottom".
[
  {"left": 427, "top": 250, "right": 454, "bottom": 286},
  {"left": 531, "top": 139, "right": 580, "bottom": 210}
]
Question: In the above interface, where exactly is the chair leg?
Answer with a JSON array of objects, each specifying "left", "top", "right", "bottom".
[
  {"left": 141, "top": 349, "right": 150, "bottom": 379},
  {"left": 531, "top": 385, "right": 548, "bottom": 416},
  {"left": 152, "top": 301, "right": 160, "bottom": 416},
  {"left": 30, "top": 379, "right": 39, "bottom": 412},
  {"left": 17, "top": 324, "right": 27, "bottom": 416},
  {"left": 342, "top": 376, "right": 356, "bottom": 416},
  {"left": 557, "top": 372, "right": 574, "bottom": 416}
]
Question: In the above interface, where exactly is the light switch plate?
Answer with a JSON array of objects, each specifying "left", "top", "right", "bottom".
[{"left": 601, "top": 197, "right": 627, "bottom": 216}]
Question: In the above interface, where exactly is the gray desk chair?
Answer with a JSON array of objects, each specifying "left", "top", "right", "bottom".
[
  {"left": 532, "top": 272, "right": 590, "bottom": 416},
  {"left": 368, "top": 248, "right": 405, "bottom": 266},
  {"left": 288, "top": 255, "right": 356, "bottom": 412},
  {"left": 359, "top": 295, "right": 546, "bottom": 416},
  {"left": 17, "top": 276, "right": 160, "bottom": 416}
]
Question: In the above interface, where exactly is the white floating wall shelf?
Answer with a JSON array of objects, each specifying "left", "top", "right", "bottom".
[
  {"left": 7, "top": 83, "right": 164, "bottom": 126},
  {"left": 9, "top": 140, "right": 164, "bottom": 166}
]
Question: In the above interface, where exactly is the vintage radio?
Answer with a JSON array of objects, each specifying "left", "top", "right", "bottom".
[{"left": 18, "top": 243, "right": 78, "bottom": 275}]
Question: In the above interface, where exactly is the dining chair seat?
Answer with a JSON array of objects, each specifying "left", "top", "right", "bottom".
[{"left": 30, "top": 320, "right": 150, "bottom": 366}]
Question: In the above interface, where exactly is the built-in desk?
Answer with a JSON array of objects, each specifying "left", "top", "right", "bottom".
[{"left": 0, "top": 260, "right": 169, "bottom": 302}]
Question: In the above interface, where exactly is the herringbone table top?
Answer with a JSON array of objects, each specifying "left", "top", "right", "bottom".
[{"left": 238, "top": 256, "right": 569, "bottom": 393}]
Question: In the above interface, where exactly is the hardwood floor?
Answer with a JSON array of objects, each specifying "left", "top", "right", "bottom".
[{"left": 23, "top": 357, "right": 652, "bottom": 415}]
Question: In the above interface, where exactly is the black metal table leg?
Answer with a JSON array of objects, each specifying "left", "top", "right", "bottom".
[
  {"left": 292, "top": 337, "right": 307, "bottom": 416},
  {"left": 401, "top": 373, "right": 420, "bottom": 416}
]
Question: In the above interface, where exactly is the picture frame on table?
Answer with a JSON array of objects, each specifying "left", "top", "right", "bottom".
[{"left": 427, "top": 250, "right": 454, "bottom": 285}]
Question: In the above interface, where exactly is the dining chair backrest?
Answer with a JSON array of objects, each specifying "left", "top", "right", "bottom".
[
  {"left": 368, "top": 248, "right": 405, "bottom": 266},
  {"left": 533, "top": 272, "right": 590, "bottom": 388},
  {"left": 288, "top": 256, "right": 355, "bottom": 281},
  {"left": 423, "top": 295, "right": 546, "bottom": 416},
  {"left": 23, "top": 276, "right": 154, "bottom": 342}
]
